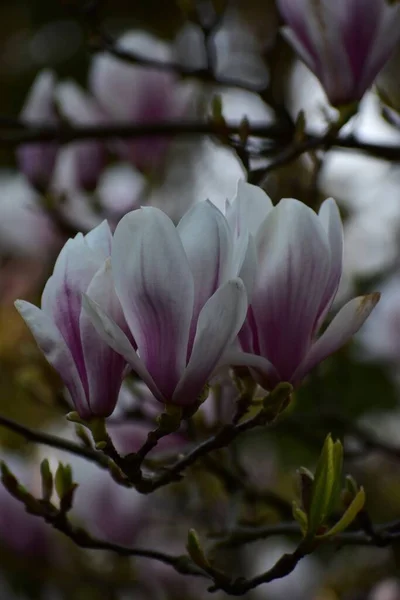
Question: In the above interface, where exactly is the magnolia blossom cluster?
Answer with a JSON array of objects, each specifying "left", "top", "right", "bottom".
[
  {"left": 16, "top": 32, "right": 186, "bottom": 232},
  {"left": 15, "top": 182, "right": 379, "bottom": 419},
  {"left": 276, "top": 0, "right": 400, "bottom": 107}
]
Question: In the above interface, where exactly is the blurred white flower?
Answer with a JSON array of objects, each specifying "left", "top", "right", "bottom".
[
  {"left": 358, "top": 275, "right": 400, "bottom": 362},
  {"left": 0, "top": 173, "right": 59, "bottom": 257}
]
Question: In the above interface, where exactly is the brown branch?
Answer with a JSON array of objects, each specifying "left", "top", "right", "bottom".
[
  {"left": 0, "top": 119, "right": 292, "bottom": 145},
  {"left": 0, "top": 415, "right": 110, "bottom": 469},
  {"left": 89, "top": 31, "right": 267, "bottom": 93},
  {"left": 146, "top": 403, "right": 286, "bottom": 492},
  {"left": 2, "top": 119, "right": 400, "bottom": 165},
  {"left": 210, "top": 519, "right": 400, "bottom": 551}
]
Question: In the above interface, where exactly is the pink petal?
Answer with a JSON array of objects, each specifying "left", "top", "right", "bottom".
[
  {"left": 79, "top": 262, "right": 128, "bottom": 417},
  {"left": 15, "top": 300, "right": 89, "bottom": 417},
  {"left": 17, "top": 70, "right": 58, "bottom": 189},
  {"left": 252, "top": 199, "right": 331, "bottom": 382},
  {"left": 82, "top": 294, "right": 164, "bottom": 403},
  {"left": 293, "top": 293, "right": 380, "bottom": 384},
  {"left": 357, "top": 2, "right": 400, "bottom": 98},
  {"left": 278, "top": 1, "right": 354, "bottom": 104},
  {"left": 41, "top": 235, "right": 103, "bottom": 395},
  {"left": 112, "top": 207, "right": 194, "bottom": 399},
  {"left": 173, "top": 279, "right": 247, "bottom": 405}
]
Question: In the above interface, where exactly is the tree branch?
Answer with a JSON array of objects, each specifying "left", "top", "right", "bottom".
[
  {"left": 0, "top": 415, "right": 113, "bottom": 472},
  {"left": 0, "top": 119, "right": 292, "bottom": 144},
  {"left": 210, "top": 519, "right": 400, "bottom": 551},
  {"left": 147, "top": 403, "right": 286, "bottom": 492},
  {"left": 89, "top": 31, "right": 267, "bottom": 93},
  {"left": 2, "top": 119, "right": 400, "bottom": 164}
]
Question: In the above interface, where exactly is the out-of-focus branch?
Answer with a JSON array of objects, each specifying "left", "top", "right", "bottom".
[
  {"left": 0, "top": 468, "right": 207, "bottom": 579},
  {"left": 211, "top": 519, "right": 400, "bottom": 550},
  {"left": 2, "top": 119, "right": 400, "bottom": 164},
  {"left": 214, "top": 541, "right": 312, "bottom": 594},
  {"left": 52, "top": 515, "right": 204, "bottom": 577},
  {"left": 89, "top": 30, "right": 266, "bottom": 93},
  {"left": 202, "top": 456, "right": 293, "bottom": 518},
  {"left": 0, "top": 119, "right": 292, "bottom": 144},
  {"left": 0, "top": 415, "right": 110, "bottom": 468}
]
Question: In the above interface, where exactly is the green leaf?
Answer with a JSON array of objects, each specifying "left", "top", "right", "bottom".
[
  {"left": 318, "top": 487, "right": 366, "bottom": 539},
  {"left": 186, "top": 529, "right": 210, "bottom": 570},
  {"left": 326, "top": 440, "right": 344, "bottom": 516},
  {"left": 40, "top": 459, "right": 53, "bottom": 502},
  {"left": 292, "top": 501, "right": 308, "bottom": 536},
  {"left": 54, "top": 463, "right": 66, "bottom": 500},
  {"left": 308, "top": 435, "right": 336, "bottom": 535}
]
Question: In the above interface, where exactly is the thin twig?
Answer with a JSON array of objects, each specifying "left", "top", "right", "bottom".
[
  {"left": 0, "top": 415, "right": 109, "bottom": 468},
  {"left": 210, "top": 519, "right": 400, "bottom": 550},
  {"left": 90, "top": 32, "right": 267, "bottom": 93}
]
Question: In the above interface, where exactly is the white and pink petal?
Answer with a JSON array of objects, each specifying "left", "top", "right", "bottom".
[{"left": 111, "top": 207, "right": 194, "bottom": 399}]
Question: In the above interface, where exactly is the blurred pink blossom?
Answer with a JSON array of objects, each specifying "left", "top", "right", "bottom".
[
  {"left": 16, "top": 70, "right": 59, "bottom": 191},
  {"left": 277, "top": 0, "right": 400, "bottom": 106},
  {"left": 0, "top": 454, "right": 49, "bottom": 557},
  {"left": 89, "top": 32, "right": 187, "bottom": 171}
]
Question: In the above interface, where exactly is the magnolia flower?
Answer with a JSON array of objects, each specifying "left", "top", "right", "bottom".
[
  {"left": 89, "top": 31, "right": 185, "bottom": 171},
  {"left": 276, "top": 0, "right": 400, "bottom": 106},
  {"left": 16, "top": 70, "right": 59, "bottom": 190},
  {"left": 84, "top": 203, "right": 249, "bottom": 406},
  {"left": 55, "top": 81, "right": 106, "bottom": 191},
  {"left": 225, "top": 182, "right": 380, "bottom": 389},
  {"left": 15, "top": 222, "right": 129, "bottom": 418}
]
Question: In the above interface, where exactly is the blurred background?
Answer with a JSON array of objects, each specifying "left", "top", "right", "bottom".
[{"left": 1, "top": 1, "right": 400, "bottom": 599}]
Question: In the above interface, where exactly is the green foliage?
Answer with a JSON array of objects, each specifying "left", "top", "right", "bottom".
[{"left": 294, "top": 436, "right": 365, "bottom": 541}]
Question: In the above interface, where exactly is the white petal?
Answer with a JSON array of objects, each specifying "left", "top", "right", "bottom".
[
  {"left": 15, "top": 300, "right": 88, "bottom": 417},
  {"left": 177, "top": 200, "right": 233, "bottom": 346},
  {"left": 112, "top": 207, "right": 194, "bottom": 399},
  {"left": 173, "top": 278, "right": 248, "bottom": 405},
  {"left": 55, "top": 80, "right": 105, "bottom": 125},
  {"left": 293, "top": 293, "right": 380, "bottom": 384},
  {"left": 84, "top": 220, "right": 113, "bottom": 259},
  {"left": 20, "top": 70, "right": 57, "bottom": 123},
  {"left": 316, "top": 197, "right": 343, "bottom": 326},
  {"left": 218, "top": 348, "right": 279, "bottom": 381},
  {"left": 82, "top": 294, "right": 165, "bottom": 403},
  {"left": 233, "top": 233, "right": 257, "bottom": 301},
  {"left": 226, "top": 180, "right": 273, "bottom": 238}
]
